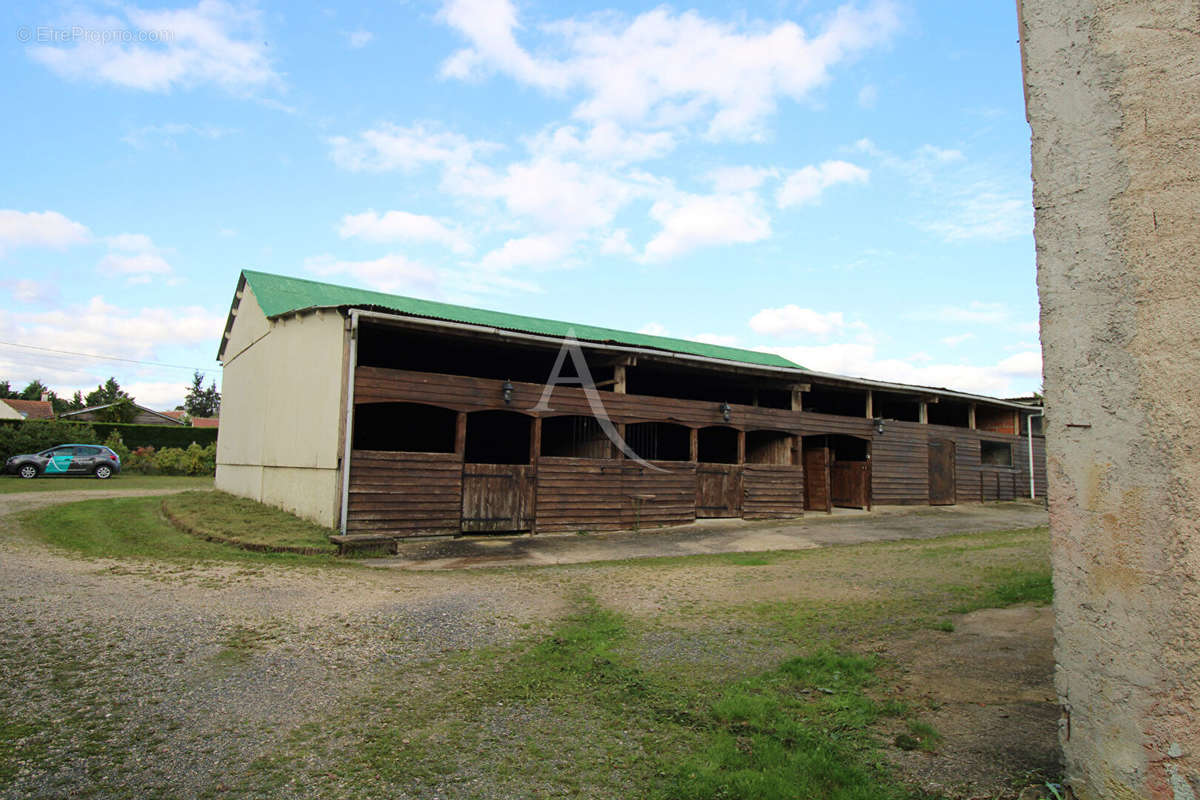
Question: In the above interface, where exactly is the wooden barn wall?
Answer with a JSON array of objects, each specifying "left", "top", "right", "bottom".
[
  {"left": 619, "top": 462, "right": 698, "bottom": 529},
  {"left": 871, "top": 420, "right": 930, "bottom": 505},
  {"left": 743, "top": 465, "right": 805, "bottom": 519},
  {"left": 535, "top": 459, "right": 697, "bottom": 532},
  {"left": 345, "top": 450, "right": 461, "bottom": 536}
]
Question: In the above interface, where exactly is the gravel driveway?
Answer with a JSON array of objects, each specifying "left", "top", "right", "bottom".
[{"left": 0, "top": 489, "right": 1049, "bottom": 799}]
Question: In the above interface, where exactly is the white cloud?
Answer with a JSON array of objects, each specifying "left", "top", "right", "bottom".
[
  {"left": 528, "top": 121, "right": 676, "bottom": 164},
  {"left": 707, "top": 166, "right": 776, "bottom": 194},
  {"left": 643, "top": 192, "right": 770, "bottom": 262},
  {"left": 922, "top": 190, "right": 1031, "bottom": 242},
  {"left": 123, "top": 381, "right": 195, "bottom": 409},
  {"left": 941, "top": 332, "right": 975, "bottom": 346},
  {"left": 438, "top": 0, "right": 901, "bottom": 139},
  {"left": 2, "top": 279, "right": 57, "bottom": 306},
  {"left": 338, "top": 210, "right": 473, "bottom": 254},
  {"left": 920, "top": 301, "right": 1009, "bottom": 325},
  {"left": 304, "top": 253, "right": 442, "bottom": 297},
  {"left": 328, "top": 123, "right": 495, "bottom": 173},
  {"left": 482, "top": 157, "right": 646, "bottom": 233},
  {"left": 346, "top": 30, "right": 374, "bottom": 48},
  {"left": 749, "top": 305, "right": 850, "bottom": 337},
  {"left": 761, "top": 341, "right": 1041, "bottom": 396},
  {"left": 776, "top": 160, "right": 869, "bottom": 208},
  {"left": 639, "top": 322, "right": 668, "bottom": 336},
  {"left": 100, "top": 233, "right": 173, "bottom": 283},
  {"left": 0, "top": 210, "right": 91, "bottom": 254},
  {"left": 479, "top": 234, "right": 572, "bottom": 270},
  {"left": 28, "top": 0, "right": 280, "bottom": 95},
  {"left": 598, "top": 229, "right": 635, "bottom": 256}
]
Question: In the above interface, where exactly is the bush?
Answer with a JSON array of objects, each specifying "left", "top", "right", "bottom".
[
  {"left": 153, "top": 447, "right": 191, "bottom": 476},
  {"left": 0, "top": 419, "right": 99, "bottom": 462},
  {"left": 103, "top": 432, "right": 131, "bottom": 464},
  {"left": 0, "top": 418, "right": 216, "bottom": 450},
  {"left": 125, "top": 446, "right": 158, "bottom": 474}
]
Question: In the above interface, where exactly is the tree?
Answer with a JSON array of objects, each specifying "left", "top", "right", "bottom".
[
  {"left": 0, "top": 380, "right": 15, "bottom": 399},
  {"left": 19, "top": 379, "right": 51, "bottom": 402},
  {"left": 95, "top": 397, "right": 138, "bottom": 424},
  {"left": 183, "top": 371, "right": 220, "bottom": 418},
  {"left": 85, "top": 377, "right": 129, "bottom": 408},
  {"left": 67, "top": 391, "right": 85, "bottom": 412}
]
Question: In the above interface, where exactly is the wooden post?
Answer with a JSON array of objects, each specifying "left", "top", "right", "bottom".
[
  {"left": 613, "top": 365, "right": 626, "bottom": 394},
  {"left": 455, "top": 411, "right": 467, "bottom": 457},
  {"left": 865, "top": 389, "right": 873, "bottom": 418},
  {"left": 919, "top": 401, "right": 928, "bottom": 424},
  {"left": 689, "top": 427, "right": 699, "bottom": 462},
  {"left": 530, "top": 417, "right": 542, "bottom": 465},
  {"left": 968, "top": 402, "right": 977, "bottom": 429},
  {"left": 614, "top": 422, "right": 626, "bottom": 460},
  {"left": 737, "top": 430, "right": 746, "bottom": 464}
]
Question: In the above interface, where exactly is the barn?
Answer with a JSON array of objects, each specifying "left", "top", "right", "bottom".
[{"left": 216, "top": 270, "right": 1046, "bottom": 541}]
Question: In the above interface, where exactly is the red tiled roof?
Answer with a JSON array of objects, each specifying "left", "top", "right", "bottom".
[
  {"left": 158, "top": 410, "right": 219, "bottom": 427},
  {"left": 4, "top": 399, "right": 54, "bottom": 419}
]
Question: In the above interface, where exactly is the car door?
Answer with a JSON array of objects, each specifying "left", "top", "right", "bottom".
[
  {"left": 68, "top": 446, "right": 99, "bottom": 474},
  {"left": 43, "top": 447, "right": 75, "bottom": 475}
]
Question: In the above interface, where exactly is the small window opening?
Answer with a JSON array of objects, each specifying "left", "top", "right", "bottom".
[
  {"left": 625, "top": 422, "right": 691, "bottom": 462},
  {"left": 981, "top": 440, "right": 1013, "bottom": 467},
  {"left": 875, "top": 392, "right": 921, "bottom": 423},
  {"left": 927, "top": 400, "right": 971, "bottom": 427},
  {"left": 803, "top": 385, "right": 869, "bottom": 417},
  {"left": 353, "top": 402, "right": 457, "bottom": 453},
  {"left": 746, "top": 430, "right": 793, "bottom": 465},
  {"left": 464, "top": 410, "right": 532, "bottom": 464},
  {"left": 830, "top": 435, "right": 868, "bottom": 462},
  {"left": 540, "top": 415, "right": 611, "bottom": 459},
  {"left": 698, "top": 426, "right": 739, "bottom": 464}
]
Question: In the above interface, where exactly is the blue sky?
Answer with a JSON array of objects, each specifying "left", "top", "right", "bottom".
[{"left": 1, "top": 0, "right": 1040, "bottom": 409}]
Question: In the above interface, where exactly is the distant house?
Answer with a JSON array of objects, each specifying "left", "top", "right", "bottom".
[
  {"left": 160, "top": 410, "right": 220, "bottom": 428},
  {"left": 60, "top": 402, "right": 187, "bottom": 426},
  {"left": 0, "top": 399, "right": 55, "bottom": 420}
]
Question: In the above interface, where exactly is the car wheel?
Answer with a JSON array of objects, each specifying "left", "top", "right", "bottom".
[
  {"left": 18, "top": 464, "right": 38, "bottom": 479},
  {"left": 94, "top": 464, "right": 113, "bottom": 480}
]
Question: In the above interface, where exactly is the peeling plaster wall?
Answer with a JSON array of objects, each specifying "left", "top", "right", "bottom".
[{"left": 1018, "top": 2, "right": 1200, "bottom": 798}]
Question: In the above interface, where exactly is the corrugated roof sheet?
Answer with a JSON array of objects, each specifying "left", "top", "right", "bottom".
[{"left": 241, "top": 270, "right": 801, "bottom": 370}]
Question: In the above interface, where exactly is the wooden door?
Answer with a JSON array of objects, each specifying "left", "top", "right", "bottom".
[
  {"left": 830, "top": 462, "right": 870, "bottom": 509},
  {"left": 928, "top": 440, "right": 956, "bottom": 505},
  {"left": 461, "top": 464, "right": 535, "bottom": 532},
  {"left": 696, "top": 464, "right": 743, "bottom": 518},
  {"left": 803, "top": 442, "right": 831, "bottom": 512}
]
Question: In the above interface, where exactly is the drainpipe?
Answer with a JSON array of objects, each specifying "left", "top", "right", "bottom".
[
  {"left": 338, "top": 310, "right": 359, "bottom": 534},
  {"left": 1027, "top": 410, "right": 1044, "bottom": 501}
]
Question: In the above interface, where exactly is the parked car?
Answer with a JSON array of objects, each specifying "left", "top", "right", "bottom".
[{"left": 4, "top": 444, "right": 122, "bottom": 479}]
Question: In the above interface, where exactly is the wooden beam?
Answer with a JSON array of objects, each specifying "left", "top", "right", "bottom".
[
  {"left": 613, "top": 364, "right": 626, "bottom": 394},
  {"left": 919, "top": 401, "right": 928, "bottom": 424},
  {"left": 865, "top": 389, "right": 873, "bottom": 419},
  {"left": 791, "top": 389, "right": 803, "bottom": 411},
  {"left": 454, "top": 411, "right": 467, "bottom": 456},
  {"left": 690, "top": 427, "right": 699, "bottom": 462},
  {"left": 968, "top": 402, "right": 977, "bottom": 430},
  {"left": 737, "top": 430, "right": 746, "bottom": 464},
  {"left": 530, "top": 417, "right": 542, "bottom": 465},
  {"left": 788, "top": 383, "right": 812, "bottom": 392}
]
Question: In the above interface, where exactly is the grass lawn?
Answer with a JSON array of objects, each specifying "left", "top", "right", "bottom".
[
  {"left": 0, "top": 474, "right": 213, "bottom": 494},
  {"left": 18, "top": 494, "right": 342, "bottom": 565},
  {"left": 162, "top": 490, "right": 339, "bottom": 554}
]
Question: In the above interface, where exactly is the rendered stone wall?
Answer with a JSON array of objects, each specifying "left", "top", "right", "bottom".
[{"left": 1018, "top": 2, "right": 1200, "bottom": 798}]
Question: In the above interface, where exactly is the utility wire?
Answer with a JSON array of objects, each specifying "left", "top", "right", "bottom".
[{"left": 0, "top": 341, "right": 219, "bottom": 372}]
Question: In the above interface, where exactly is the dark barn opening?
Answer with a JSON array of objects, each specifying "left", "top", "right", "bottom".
[
  {"left": 464, "top": 410, "right": 532, "bottom": 464},
  {"left": 746, "top": 430, "right": 793, "bottom": 465},
  {"left": 804, "top": 384, "right": 869, "bottom": 416},
  {"left": 829, "top": 435, "right": 868, "bottom": 462},
  {"left": 927, "top": 400, "right": 971, "bottom": 427},
  {"left": 352, "top": 402, "right": 457, "bottom": 452},
  {"left": 981, "top": 440, "right": 1014, "bottom": 466},
  {"left": 625, "top": 422, "right": 691, "bottom": 461},
  {"left": 541, "top": 415, "right": 611, "bottom": 459},
  {"left": 875, "top": 392, "right": 921, "bottom": 422},
  {"left": 698, "top": 426, "right": 739, "bottom": 463}
]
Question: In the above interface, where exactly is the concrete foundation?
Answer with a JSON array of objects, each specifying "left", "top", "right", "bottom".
[{"left": 1019, "top": 2, "right": 1200, "bottom": 797}]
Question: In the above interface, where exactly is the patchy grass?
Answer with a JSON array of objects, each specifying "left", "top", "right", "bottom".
[
  {"left": 0, "top": 474, "right": 212, "bottom": 494},
  {"left": 162, "top": 490, "right": 337, "bottom": 554},
  {"left": 17, "top": 496, "right": 343, "bottom": 566},
  {"left": 895, "top": 720, "right": 943, "bottom": 752}
]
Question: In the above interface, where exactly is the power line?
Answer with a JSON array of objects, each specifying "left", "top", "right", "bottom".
[{"left": 0, "top": 341, "right": 220, "bottom": 373}]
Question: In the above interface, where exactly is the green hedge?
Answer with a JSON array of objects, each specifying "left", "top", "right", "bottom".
[{"left": 0, "top": 418, "right": 216, "bottom": 460}]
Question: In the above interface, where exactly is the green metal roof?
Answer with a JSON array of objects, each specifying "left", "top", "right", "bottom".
[{"left": 240, "top": 270, "right": 801, "bottom": 370}]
